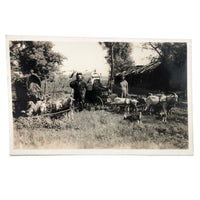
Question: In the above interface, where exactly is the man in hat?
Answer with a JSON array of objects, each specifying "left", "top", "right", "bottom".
[
  {"left": 70, "top": 72, "right": 87, "bottom": 110},
  {"left": 120, "top": 75, "right": 129, "bottom": 98}
]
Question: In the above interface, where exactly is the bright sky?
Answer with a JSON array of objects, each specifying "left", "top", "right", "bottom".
[
  {"left": 132, "top": 43, "right": 158, "bottom": 65},
  {"left": 53, "top": 42, "right": 110, "bottom": 76},
  {"left": 52, "top": 42, "right": 158, "bottom": 76}
]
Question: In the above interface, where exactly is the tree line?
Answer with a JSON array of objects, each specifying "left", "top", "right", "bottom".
[
  {"left": 9, "top": 41, "right": 65, "bottom": 81},
  {"left": 10, "top": 40, "right": 187, "bottom": 90}
]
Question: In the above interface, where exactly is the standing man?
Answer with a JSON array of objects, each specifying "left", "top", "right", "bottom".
[
  {"left": 120, "top": 75, "right": 129, "bottom": 98},
  {"left": 70, "top": 72, "right": 87, "bottom": 110}
]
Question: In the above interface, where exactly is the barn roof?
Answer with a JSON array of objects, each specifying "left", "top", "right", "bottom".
[{"left": 115, "top": 62, "right": 161, "bottom": 77}]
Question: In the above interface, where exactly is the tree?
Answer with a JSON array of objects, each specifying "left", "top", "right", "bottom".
[
  {"left": 99, "top": 42, "right": 135, "bottom": 76},
  {"left": 9, "top": 41, "right": 65, "bottom": 80},
  {"left": 143, "top": 42, "right": 187, "bottom": 68},
  {"left": 143, "top": 42, "right": 187, "bottom": 90}
]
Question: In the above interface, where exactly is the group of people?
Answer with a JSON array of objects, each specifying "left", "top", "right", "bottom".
[
  {"left": 69, "top": 71, "right": 104, "bottom": 110},
  {"left": 27, "top": 69, "right": 129, "bottom": 109},
  {"left": 69, "top": 71, "right": 129, "bottom": 109}
]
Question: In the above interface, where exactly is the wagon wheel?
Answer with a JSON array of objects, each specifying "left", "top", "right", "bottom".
[
  {"left": 74, "top": 101, "right": 84, "bottom": 112},
  {"left": 94, "top": 96, "right": 104, "bottom": 110}
]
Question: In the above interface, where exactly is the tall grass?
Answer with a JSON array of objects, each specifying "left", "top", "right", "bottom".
[{"left": 13, "top": 105, "right": 188, "bottom": 150}]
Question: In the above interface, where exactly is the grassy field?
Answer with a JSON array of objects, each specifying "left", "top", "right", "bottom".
[{"left": 13, "top": 103, "right": 188, "bottom": 150}]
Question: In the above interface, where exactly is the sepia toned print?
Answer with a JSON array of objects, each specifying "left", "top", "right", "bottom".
[{"left": 7, "top": 36, "right": 192, "bottom": 155}]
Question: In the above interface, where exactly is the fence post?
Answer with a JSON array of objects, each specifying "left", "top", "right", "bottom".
[{"left": 52, "top": 79, "right": 56, "bottom": 100}]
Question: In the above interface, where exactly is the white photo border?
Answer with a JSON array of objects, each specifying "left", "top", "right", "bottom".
[{"left": 6, "top": 35, "right": 193, "bottom": 156}]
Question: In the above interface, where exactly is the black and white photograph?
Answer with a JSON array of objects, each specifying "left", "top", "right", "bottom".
[
  {"left": 7, "top": 36, "right": 192, "bottom": 155},
  {"left": 2, "top": 1, "right": 200, "bottom": 200}
]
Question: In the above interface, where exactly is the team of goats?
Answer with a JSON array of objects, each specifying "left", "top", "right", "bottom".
[
  {"left": 23, "top": 92, "right": 178, "bottom": 123},
  {"left": 23, "top": 95, "right": 75, "bottom": 120}
]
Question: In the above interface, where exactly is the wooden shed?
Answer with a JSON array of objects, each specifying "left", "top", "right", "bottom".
[{"left": 114, "top": 61, "right": 187, "bottom": 94}]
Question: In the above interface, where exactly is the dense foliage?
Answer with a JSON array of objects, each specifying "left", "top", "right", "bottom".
[
  {"left": 143, "top": 42, "right": 187, "bottom": 68},
  {"left": 99, "top": 42, "right": 135, "bottom": 76},
  {"left": 9, "top": 41, "right": 65, "bottom": 80}
]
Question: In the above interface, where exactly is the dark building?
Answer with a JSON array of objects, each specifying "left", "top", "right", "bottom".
[{"left": 114, "top": 62, "right": 187, "bottom": 95}]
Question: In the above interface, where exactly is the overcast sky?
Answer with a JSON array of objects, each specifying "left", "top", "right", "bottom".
[{"left": 53, "top": 42, "right": 157, "bottom": 76}]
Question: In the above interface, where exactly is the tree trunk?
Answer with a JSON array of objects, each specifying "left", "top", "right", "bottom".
[{"left": 111, "top": 43, "right": 114, "bottom": 92}]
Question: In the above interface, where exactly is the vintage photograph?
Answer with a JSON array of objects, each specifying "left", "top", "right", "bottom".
[{"left": 7, "top": 36, "right": 192, "bottom": 155}]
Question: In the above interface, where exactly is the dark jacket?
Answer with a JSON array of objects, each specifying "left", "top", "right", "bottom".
[{"left": 70, "top": 80, "right": 87, "bottom": 102}]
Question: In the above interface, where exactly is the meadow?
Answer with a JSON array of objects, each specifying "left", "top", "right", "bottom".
[{"left": 13, "top": 102, "right": 188, "bottom": 150}]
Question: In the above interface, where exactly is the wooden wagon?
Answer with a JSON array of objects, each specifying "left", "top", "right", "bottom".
[{"left": 12, "top": 73, "right": 42, "bottom": 117}]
